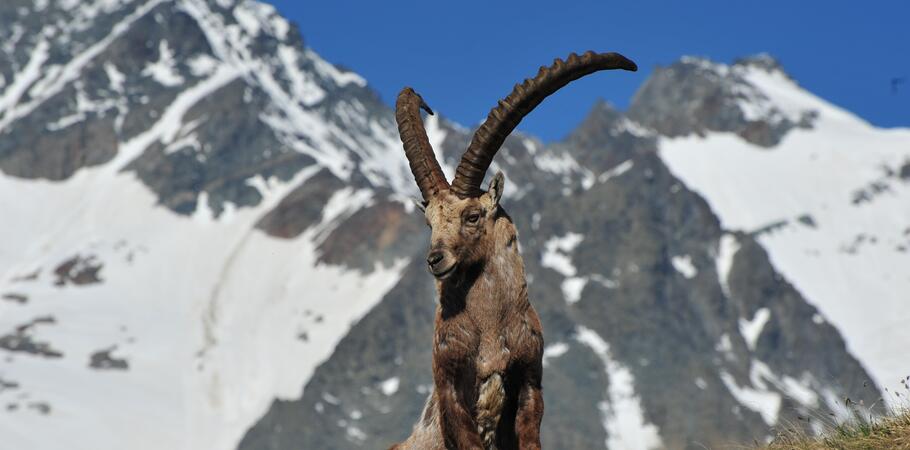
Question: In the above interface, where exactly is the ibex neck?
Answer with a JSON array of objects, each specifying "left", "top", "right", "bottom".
[{"left": 438, "top": 229, "right": 527, "bottom": 319}]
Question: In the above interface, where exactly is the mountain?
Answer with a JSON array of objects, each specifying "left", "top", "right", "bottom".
[{"left": 0, "top": 1, "right": 907, "bottom": 449}]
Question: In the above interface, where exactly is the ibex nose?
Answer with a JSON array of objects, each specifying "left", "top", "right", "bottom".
[{"left": 427, "top": 251, "right": 444, "bottom": 267}]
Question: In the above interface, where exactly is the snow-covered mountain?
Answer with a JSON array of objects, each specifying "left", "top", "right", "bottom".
[
  {"left": 650, "top": 58, "right": 910, "bottom": 393},
  {"left": 0, "top": 1, "right": 907, "bottom": 449}
]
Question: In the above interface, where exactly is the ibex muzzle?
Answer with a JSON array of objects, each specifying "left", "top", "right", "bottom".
[{"left": 391, "top": 51, "right": 636, "bottom": 450}]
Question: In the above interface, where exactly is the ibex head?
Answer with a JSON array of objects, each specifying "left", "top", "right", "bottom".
[
  {"left": 396, "top": 51, "right": 637, "bottom": 279},
  {"left": 421, "top": 172, "right": 505, "bottom": 279}
]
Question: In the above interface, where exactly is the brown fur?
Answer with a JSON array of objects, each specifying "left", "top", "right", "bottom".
[{"left": 392, "top": 176, "right": 544, "bottom": 450}]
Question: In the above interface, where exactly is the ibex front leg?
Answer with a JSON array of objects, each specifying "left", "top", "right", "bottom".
[
  {"left": 434, "top": 365, "right": 484, "bottom": 449},
  {"left": 513, "top": 310, "right": 544, "bottom": 450},
  {"left": 515, "top": 369, "right": 543, "bottom": 450}
]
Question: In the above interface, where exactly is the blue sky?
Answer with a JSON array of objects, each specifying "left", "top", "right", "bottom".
[{"left": 266, "top": 0, "right": 909, "bottom": 142}]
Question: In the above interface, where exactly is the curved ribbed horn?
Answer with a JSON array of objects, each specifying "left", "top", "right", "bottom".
[
  {"left": 450, "top": 51, "right": 637, "bottom": 198},
  {"left": 396, "top": 87, "right": 449, "bottom": 202}
]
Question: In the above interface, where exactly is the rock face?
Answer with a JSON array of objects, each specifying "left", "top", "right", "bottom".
[
  {"left": 627, "top": 55, "right": 817, "bottom": 147},
  {"left": 1, "top": 2, "right": 903, "bottom": 450},
  {"left": 0, "top": 317, "right": 63, "bottom": 359}
]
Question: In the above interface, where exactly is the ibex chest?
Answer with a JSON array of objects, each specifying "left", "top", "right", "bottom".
[{"left": 434, "top": 300, "right": 538, "bottom": 380}]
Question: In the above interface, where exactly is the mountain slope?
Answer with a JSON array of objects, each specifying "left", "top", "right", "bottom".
[
  {"left": 650, "top": 58, "right": 910, "bottom": 390},
  {"left": 0, "top": 2, "right": 904, "bottom": 450},
  {"left": 0, "top": 1, "right": 412, "bottom": 449}
]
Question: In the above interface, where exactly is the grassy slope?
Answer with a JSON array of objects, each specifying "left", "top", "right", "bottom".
[{"left": 763, "top": 409, "right": 910, "bottom": 450}]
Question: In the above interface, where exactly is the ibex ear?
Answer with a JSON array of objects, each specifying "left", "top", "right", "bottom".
[
  {"left": 488, "top": 171, "right": 505, "bottom": 207},
  {"left": 411, "top": 197, "right": 427, "bottom": 213}
]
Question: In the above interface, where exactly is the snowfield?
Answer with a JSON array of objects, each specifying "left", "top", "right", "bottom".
[
  {"left": 0, "top": 166, "right": 405, "bottom": 450},
  {"left": 0, "top": 1, "right": 409, "bottom": 449},
  {"left": 660, "top": 62, "right": 910, "bottom": 394}
]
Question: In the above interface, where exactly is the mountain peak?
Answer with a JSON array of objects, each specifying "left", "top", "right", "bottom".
[
  {"left": 733, "top": 52, "right": 786, "bottom": 74},
  {"left": 627, "top": 54, "right": 816, "bottom": 147},
  {"left": 0, "top": 0, "right": 405, "bottom": 216},
  {"left": 675, "top": 53, "right": 789, "bottom": 79},
  {"left": 578, "top": 98, "right": 623, "bottom": 129}
]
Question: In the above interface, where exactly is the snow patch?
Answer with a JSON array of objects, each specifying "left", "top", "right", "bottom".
[
  {"left": 542, "top": 342, "right": 569, "bottom": 367},
  {"left": 187, "top": 54, "right": 219, "bottom": 77},
  {"left": 142, "top": 40, "right": 184, "bottom": 87},
  {"left": 561, "top": 277, "right": 588, "bottom": 304},
  {"left": 575, "top": 327, "right": 663, "bottom": 450},
  {"left": 715, "top": 333, "right": 736, "bottom": 362},
  {"left": 0, "top": 40, "right": 50, "bottom": 121},
  {"left": 304, "top": 48, "right": 366, "bottom": 88},
  {"left": 719, "top": 369, "right": 781, "bottom": 425},
  {"left": 277, "top": 44, "right": 325, "bottom": 106},
  {"left": 269, "top": 16, "right": 290, "bottom": 40},
  {"left": 311, "top": 188, "right": 375, "bottom": 243},
  {"left": 739, "top": 308, "right": 771, "bottom": 351},
  {"left": 379, "top": 377, "right": 399, "bottom": 396},
  {"left": 425, "top": 115, "right": 455, "bottom": 181},
  {"left": 345, "top": 425, "right": 367, "bottom": 442},
  {"left": 541, "top": 233, "right": 589, "bottom": 304},
  {"left": 716, "top": 234, "right": 740, "bottom": 297},
  {"left": 232, "top": 4, "right": 262, "bottom": 36},
  {"left": 104, "top": 62, "right": 125, "bottom": 92},
  {"left": 541, "top": 233, "right": 584, "bottom": 277},
  {"left": 671, "top": 254, "right": 697, "bottom": 279},
  {"left": 597, "top": 160, "right": 634, "bottom": 184},
  {"left": 780, "top": 374, "right": 819, "bottom": 408},
  {"left": 535, "top": 151, "right": 579, "bottom": 175}
]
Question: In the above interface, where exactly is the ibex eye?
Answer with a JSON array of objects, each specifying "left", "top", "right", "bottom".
[{"left": 466, "top": 213, "right": 480, "bottom": 224}]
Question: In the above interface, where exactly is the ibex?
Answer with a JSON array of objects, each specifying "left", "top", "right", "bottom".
[{"left": 391, "top": 51, "right": 637, "bottom": 450}]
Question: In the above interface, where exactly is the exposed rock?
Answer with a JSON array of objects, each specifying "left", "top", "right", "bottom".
[
  {"left": 1, "top": 293, "right": 28, "bottom": 304},
  {"left": 734, "top": 53, "right": 786, "bottom": 74},
  {"left": 126, "top": 79, "right": 315, "bottom": 216},
  {"left": 750, "top": 219, "right": 790, "bottom": 237},
  {"left": 0, "top": 112, "right": 118, "bottom": 180},
  {"left": 0, "top": 377, "right": 19, "bottom": 393},
  {"left": 89, "top": 347, "right": 129, "bottom": 371},
  {"left": 317, "top": 198, "right": 426, "bottom": 273},
  {"left": 796, "top": 214, "right": 817, "bottom": 228},
  {"left": 27, "top": 402, "right": 51, "bottom": 415},
  {"left": 563, "top": 99, "right": 656, "bottom": 171},
  {"left": 851, "top": 180, "right": 892, "bottom": 205},
  {"left": 9, "top": 269, "right": 40, "bottom": 283},
  {"left": 0, "top": 316, "right": 63, "bottom": 359},
  {"left": 54, "top": 255, "right": 103, "bottom": 286},
  {"left": 256, "top": 169, "right": 345, "bottom": 238}
]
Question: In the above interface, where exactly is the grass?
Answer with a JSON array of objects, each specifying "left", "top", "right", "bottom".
[
  {"left": 764, "top": 408, "right": 910, "bottom": 449},
  {"left": 759, "top": 376, "right": 910, "bottom": 449}
]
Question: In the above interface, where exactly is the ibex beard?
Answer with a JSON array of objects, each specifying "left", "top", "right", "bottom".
[{"left": 391, "top": 51, "right": 637, "bottom": 450}]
